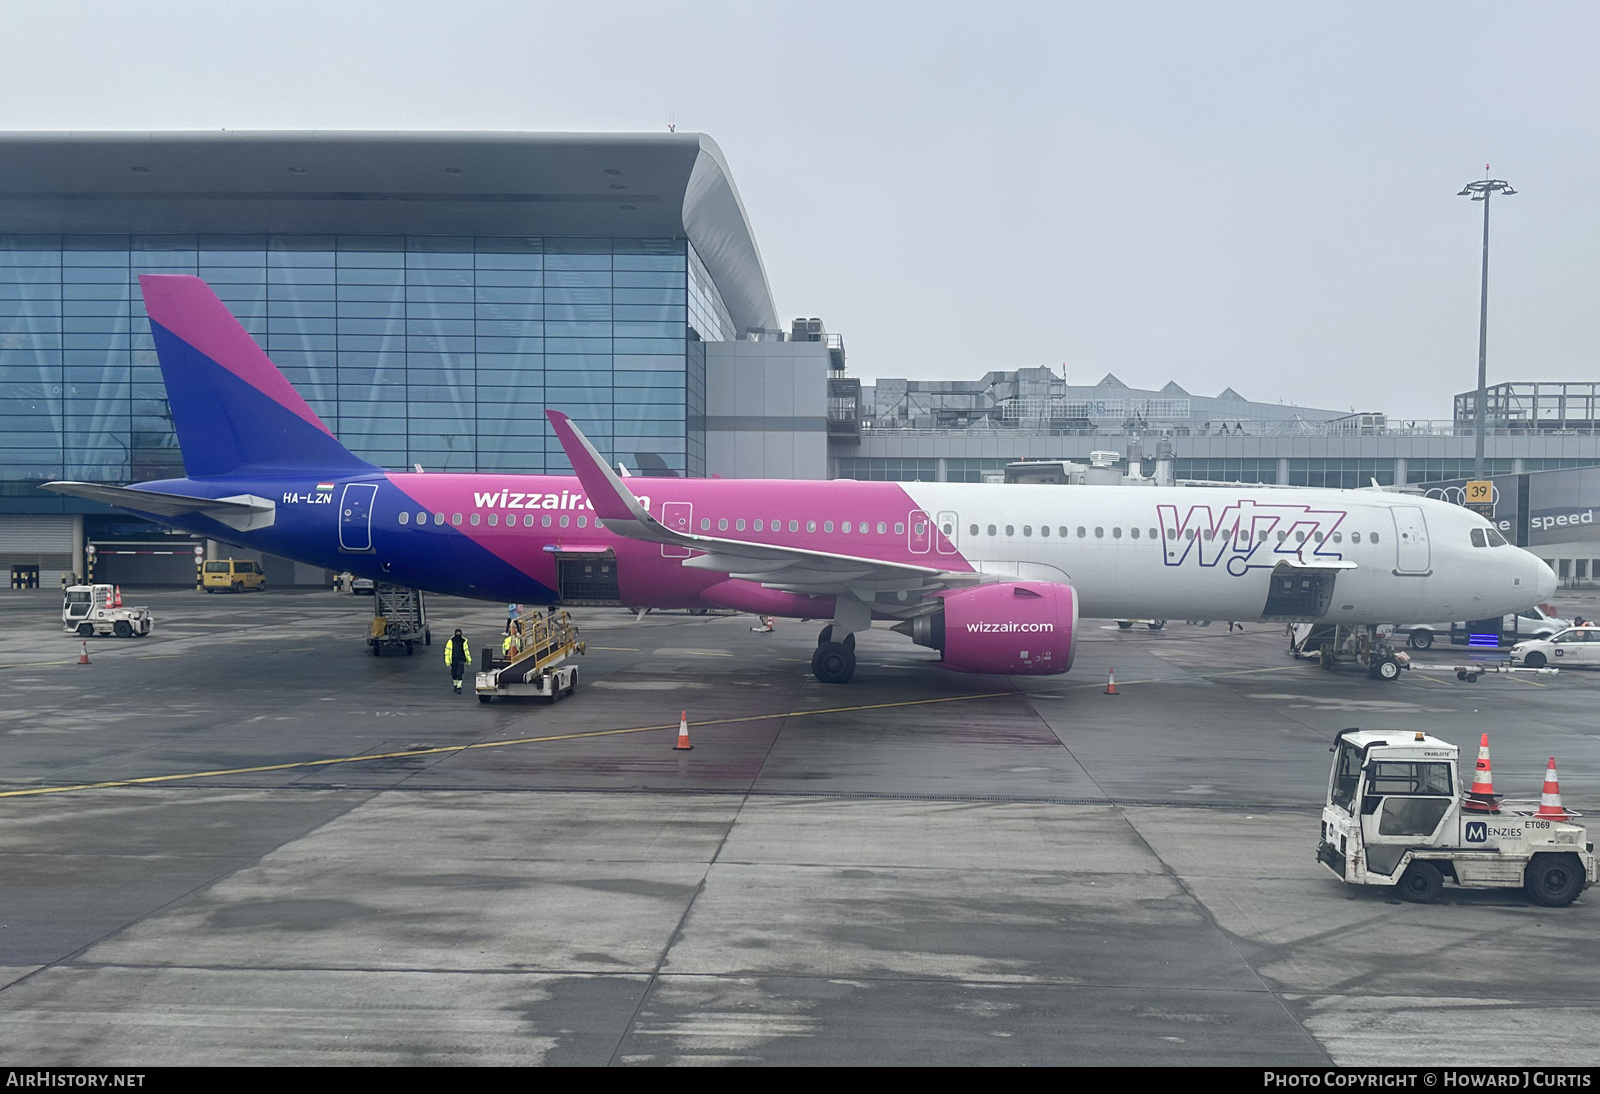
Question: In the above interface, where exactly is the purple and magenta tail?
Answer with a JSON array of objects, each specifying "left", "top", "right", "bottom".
[{"left": 139, "top": 275, "right": 376, "bottom": 478}]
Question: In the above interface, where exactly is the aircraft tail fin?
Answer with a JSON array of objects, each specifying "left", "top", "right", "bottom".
[{"left": 138, "top": 274, "right": 376, "bottom": 478}]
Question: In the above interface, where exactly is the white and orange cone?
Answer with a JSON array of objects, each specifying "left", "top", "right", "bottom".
[
  {"left": 113, "top": 585, "right": 122, "bottom": 608},
  {"left": 77, "top": 640, "right": 90, "bottom": 666},
  {"left": 1462, "top": 733, "right": 1502, "bottom": 813},
  {"left": 1105, "top": 667, "right": 1118, "bottom": 696},
  {"left": 673, "top": 710, "right": 693, "bottom": 751},
  {"left": 1535, "top": 756, "right": 1570, "bottom": 821}
]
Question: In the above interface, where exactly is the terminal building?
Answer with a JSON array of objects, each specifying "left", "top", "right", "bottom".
[{"left": 0, "top": 131, "right": 831, "bottom": 584}]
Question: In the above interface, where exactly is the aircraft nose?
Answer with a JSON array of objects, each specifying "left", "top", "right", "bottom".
[{"left": 1533, "top": 554, "right": 1558, "bottom": 602}]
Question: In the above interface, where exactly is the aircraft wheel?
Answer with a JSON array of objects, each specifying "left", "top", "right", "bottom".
[
  {"left": 811, "top": 641, "right": 855, "bottom": 684},
  {"left": 1398, "top": 862, "right": 1443, "bottom": 904},
  {"left": 1525, "top": 853, "right": 1584, "bottom": 907},
  {"left": 1524, "top": 651, "right": 1547, "bottom": 669},
  {"left": 1408, "top": 632, "right": 1434, "bottom": 649}
]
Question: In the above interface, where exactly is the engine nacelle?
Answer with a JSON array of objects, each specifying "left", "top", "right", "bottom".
[{"left": 895, "top": 581, "right": 1078, "bottom": 675}]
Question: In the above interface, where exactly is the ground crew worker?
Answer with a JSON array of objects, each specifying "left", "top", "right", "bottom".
[
  {"left": 445, "top": 628, "right": 472, "bottom": 694},
  {"left": 501, "top": 630, "right": 518, "bottom": 660}
]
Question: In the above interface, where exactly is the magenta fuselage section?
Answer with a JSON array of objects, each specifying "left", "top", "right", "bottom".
[
  {"left": 937, "top": 582, "right": 1078, "bottom": 676},
  {"left": 373, "top": 472, "right": 970, "bottom": 608}
]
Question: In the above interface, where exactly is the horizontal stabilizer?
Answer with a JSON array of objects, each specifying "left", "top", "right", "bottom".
[{"left": 41, "top": 482, "right": 276, "bottom": 532}]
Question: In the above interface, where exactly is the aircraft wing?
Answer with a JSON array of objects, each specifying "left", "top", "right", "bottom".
[
  {"left": 40, "top": 482, "right": 277, "bottom": 532},
  {"left": 545, "top": 411, "right": 978, "bottom": 599}
]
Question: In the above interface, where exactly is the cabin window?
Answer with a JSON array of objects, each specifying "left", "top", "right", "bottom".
[
  {"left": 1023, "top": 525, "right": 1033, "bottom": 537},
  {"left": 470, "top": 513, "right": 480, "bottom": 526},
  {"left": 1113, "top": 527, "right": 1123, "bottom": 539},
  {"left": 452, "top": 513, "right": 462, "bottom": 526},
  {"left": 1295, "top": 531, "right": 1305, "bottom": 542},
  {"left": 488, "top": 513, "right": 499, "bottom": 527},
  {"left": 1370, "top": 532, "right": 1380, "bottom": 544},
  {"left": 701, "top": 518, "right": 711, "bottom": 531},
  {"left": 1332, "top": 532, "right": 1342, "bottom": 543},
  {"left": 1150, "top": 528, "right": 1158, "bottom": 540},
  {"left": 1351, "top": 531, "right": 1360, "bottom": 543},
  {"left": 434, "top": 513, "right": 445, "bottom": 525},
  {"left": 942, "top": 523, "right": 954, "bottom": 535},
  {"left": 1276, "top": 531, "right": 1287, "bottom": 542},
  {"left": 876, "top": 522, "right": 887, "bottom": 534},
  {"left": 559, "top": 515, "right": 569, "bottom": 528},
  {"left": 736, "top": 519, "right": 746, "bottom": 531},
  {"left": 1203, "top": 530, "right": 1214, "bottom": 541},
  {"left": 521, "top": 514, "right": 532, "bottom": 527},
  {"left": 1077, "top": 526, "right": 1087, "bottom": 538},
  {"left": 1314, "top": 531, "right": 1324, "bottom": 543},
  {"left": 417, "top": 511, "right": 427, "bottom": 525},
  {"left": 987, "top": 524, "right": 997, "bottom": 536},
  {"left": 824, "top": 521, "right": 834, "bottom": 533},
  {"left": 1061, "top": 527, "right": 1070, "bottom": 538},
  {"left": 754, "top": 519, "right": 764, "bottom": 531},
  {"left": 1005, "top": 525, "right": 1014, "bottom": 536},
  {"left": 577, "top": 516, "right": 587, "bottom": 528},
  {"left": 1095, "top": 527, "right": 1105, "bottom": 538},
  {"left": 1486, "top": 528, "right": 1508, "bottom": 546},
  {"left": 789, "top": 520, "right": 800, "bottom": 532},
  {"left": 399, "top": 512, "right": 409, "bottom": 525},
  {"left": 969, "top": 524, "right": 979, "bottom": 536},
  {"left": 719, "top": 518, "right": 728, "bottom": 531},
  {"left": 1258, "top": 530, "right": 1268, "bottom": 541},
  {"left": 1186, "top": 529, "right": 1196, "bottom": 541},
  {"left": 1039, "top": 525, "right": 1049, "bottom": 537},
  {"left": 807, "top": 520, "right": 817, "bottom": 532},
  {"left": 1129, "top": 527, "right": 1139, "bottom": 539},
  {"left": 894, "top": 522, "right": 905, "bottom": 534},
  {"left": 541, "top": 515, "right": 552, "bottom": 527},
  {"left": 1167, "top": 529, "right": 1177, "bottom": 540}
]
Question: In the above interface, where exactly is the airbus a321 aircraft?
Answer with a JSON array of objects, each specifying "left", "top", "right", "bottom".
[{"left": 45, "top": 275, "right": 1557, "bottom": 685}]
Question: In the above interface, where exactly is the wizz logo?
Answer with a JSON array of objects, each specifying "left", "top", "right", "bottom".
[{"left": 1156, "top": 500, "right": 1347, "bottom": 577}]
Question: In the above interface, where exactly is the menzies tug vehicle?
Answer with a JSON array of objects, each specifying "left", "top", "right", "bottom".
[
  {"left": 1318, "top": 730, "right": 1596, "bottom": 906},
  {"left": 44, "top": 275, "right": 1558, "bottom": 685}
]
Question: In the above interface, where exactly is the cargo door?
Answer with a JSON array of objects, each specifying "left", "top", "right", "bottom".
[
  {"left": 339, "top": 483, "right": 378, "bottom": 553},
  {"left": 1390, "top": 505, "right": 1431, "bottom": 575},
  {"left": 660, "top": 501, "right": 692, "bottom": 559}
]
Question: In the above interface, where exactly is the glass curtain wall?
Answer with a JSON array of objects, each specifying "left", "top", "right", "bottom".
[{"left": 0, "top": 234, "right": 730, "bottom": 493}]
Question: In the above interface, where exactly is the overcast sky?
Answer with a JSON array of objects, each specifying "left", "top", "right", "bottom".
[{"left": 4, "top": 1, "right": 1596, "bottom": 418}]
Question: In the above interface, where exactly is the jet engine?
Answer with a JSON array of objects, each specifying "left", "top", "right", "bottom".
[{"left": 892, "top": 581, "right": 1078, "bottom": 675}]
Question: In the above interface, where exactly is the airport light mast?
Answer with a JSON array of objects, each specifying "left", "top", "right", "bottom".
[{"left": 1457, "top": 170, "right": 1516, "bottom": 481}]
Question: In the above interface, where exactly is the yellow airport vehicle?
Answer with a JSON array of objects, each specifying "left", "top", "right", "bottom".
[
  {"left": 475, "top": 608, "right": 585, "bottom": 703},
  {"left": 201, "top": 559, "right": 266, "bottom": 592}
]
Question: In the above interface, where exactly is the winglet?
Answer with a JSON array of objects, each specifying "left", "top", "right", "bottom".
[{"left": 544, "top": 411, "right": 652, "bottom": 524}]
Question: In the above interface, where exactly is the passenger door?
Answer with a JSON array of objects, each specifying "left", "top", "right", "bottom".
[
  {"left": 935, "top": 510, "right": 960, "bottom": 555},
  {"left": 339, "top": 483, "right": 378, "bottom": 553},
  {"left": 1390, "top": 505, "right": 1431, "bottom": 575}
]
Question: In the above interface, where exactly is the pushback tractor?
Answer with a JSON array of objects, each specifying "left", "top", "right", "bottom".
[
  {"left": 475, "top": 608, "right": 586, "bottom": 703},
  {"left": 1317, "top": 729, "right": 1597, "bottom": 906}
]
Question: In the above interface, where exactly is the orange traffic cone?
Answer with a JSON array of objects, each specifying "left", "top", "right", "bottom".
[
  {"left": 1463, "top": 733, "right": 1503, "bottom": 813},
  {"left": 1535, "top": 757, "right": 1570, "bottom": 821},
  {"left": 1104, "top": 667, "right": 1118, "bottom": 695},
  {"left": 78, "top": 640, "right": 90, "bottom": 666},
  {"left": 113, "top": 586, "right": 122, "bottom": 608},
  {"left": 673, "top": 710, "right": 693, "bottom": 751}
]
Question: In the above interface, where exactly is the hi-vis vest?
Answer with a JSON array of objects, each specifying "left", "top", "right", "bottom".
[{"left": 445, "top": 637, "right": 471, "bottom": 666}]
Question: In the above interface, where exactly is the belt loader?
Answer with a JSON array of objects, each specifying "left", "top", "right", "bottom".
[{"left": 475, "top": 608, "right": 585, "bottom": 703}]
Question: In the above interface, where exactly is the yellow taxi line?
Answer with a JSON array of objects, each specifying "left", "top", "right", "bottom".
[{"left": 0, "top": 690, "right": 1017, "bottom": 799}]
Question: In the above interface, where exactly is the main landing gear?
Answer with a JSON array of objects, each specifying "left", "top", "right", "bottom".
[{"left": 812, "top": 624, "right": 856, "bottom": 684}]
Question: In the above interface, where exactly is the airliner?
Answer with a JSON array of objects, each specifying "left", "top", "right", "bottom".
[{"left": 44, "top": 275, "right": 1557, "bottom": 684}]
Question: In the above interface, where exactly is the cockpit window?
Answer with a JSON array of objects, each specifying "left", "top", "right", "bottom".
[
  {"left": 1470, "top": 528, "right": 1486, "bottom": 548},
  {"left": 1485, "top": 528, "right": 1509, "bottom": 547}
]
